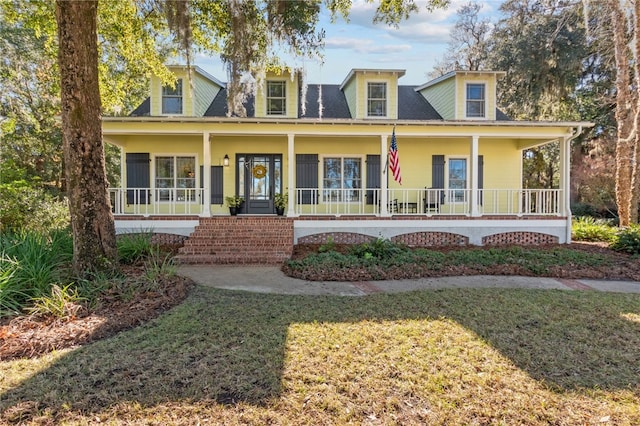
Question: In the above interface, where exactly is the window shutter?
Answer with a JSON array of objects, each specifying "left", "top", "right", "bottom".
[
  {"left": 126, "top": 153, "right": 150, "bottom": 204},
  {"left": 432, "top": 155, "right": 445, "bottom": 204},
  {"left": 432, "top": 155, "right": 445, "bottom": 189},
  {"left": 366, "top": 154, "right": 381, "bottom": 205},
  {"left": 296, "top": 154, "right": 318, "bottom": 204},
  {"left": 200, "top": 166, "right": 224, "bottom": 205}
]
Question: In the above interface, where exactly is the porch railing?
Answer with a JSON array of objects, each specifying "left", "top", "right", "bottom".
[
  {"left": 294, "top": 188, "right": 563, "bottom": 216},
  {"left": 110, "top": 188, "right": 204, "bottom": 216},
  {"left": 109, "top": 187, "right": 563, "bottom": 217}
]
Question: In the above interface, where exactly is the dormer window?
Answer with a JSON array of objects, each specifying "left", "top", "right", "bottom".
[
  {"left": 466, "top": 83, "right": 485, "bottom": 118},
  {"left": 367, "top": 82, "right": 387, "bottom": 117},
  {"left": 162, "top": 79, "right": 183, "bottom": 114},
  {"left": 267, "top": 80, "right": 286, "bottom": 115}
]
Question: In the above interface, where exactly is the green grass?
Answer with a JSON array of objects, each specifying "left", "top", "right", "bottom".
[{"left": 2, "top": 287, "right": 639, "bottom": 424}]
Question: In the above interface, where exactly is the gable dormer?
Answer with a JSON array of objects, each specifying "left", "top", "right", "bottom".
[
  {"left": 150, "top": 66, "right": 224, "bottom": 117},
  {"left": 339, "top": 69, "right": 405, "bottom": 120},
  {"left": 254, "top": 69, "right": 299, "bottom": 119},
  {"left": 416, "top": 71, "right": 505, "bottom": 121}
]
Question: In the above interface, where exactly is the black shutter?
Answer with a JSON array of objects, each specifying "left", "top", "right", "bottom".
[
  {"left": 200, "top": 165, "right": 225, "bottom": 205},
  {"left": 432, "top": 155, "right": 445, "bottom": 189},
  {"left": 478, "top": 155, "right": 484, "bottom": 205},
  {"left": 296, "top": 154, "right": 318, "bottom": 204},
  {"left": 126, "top": 153, "right": 150, "bottom": 204},
  {"left": 366, "top": 154, "right": 381, "bottom": 205}
]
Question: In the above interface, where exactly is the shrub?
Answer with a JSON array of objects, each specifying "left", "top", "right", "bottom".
[
  {"left": 572, "top": 216, "right": 617, "bottom": 242},
  {"left": 27, "top": 283, "right": 86, "bottom": 319},
  {"left": 0, "top": 230, "right": 74, "bottom": 317},
  {"left": 0, "top": 180, "right": 69, "bottom": 233},
  {"left": 117, "top": 232, "right": 156, "bottom": 264},
  {"left": 611, "top": 225, "right": 640, "bottom": 255}
]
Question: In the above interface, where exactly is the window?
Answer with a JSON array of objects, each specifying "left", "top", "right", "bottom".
[
  {"left": 367, "top": 82, "right": 387, "bottom": 117},
  {"left": 323, "top": 157, "right": 362, "bottom": 202},
  {"left": 466, "top": 83, "right": 485, "bottom": 118},
  {"left": 448, "top": 158, "right": 467, "bottom": 202},
  {"left": 267, "top": 81, "right": 286, "bottom": 115},
  {"left": 155, "top": 156, "right": 196, "bottom": 201},
  {"left": 162, "top": 79, "right": 183, "bottom": 114}
]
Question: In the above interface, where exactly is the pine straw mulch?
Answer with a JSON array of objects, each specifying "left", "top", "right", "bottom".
[{"left": 0, "top": 266, "right": 194, "bottom": 362}]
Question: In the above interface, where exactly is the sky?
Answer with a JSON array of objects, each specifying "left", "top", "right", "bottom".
[{"left": 195, "top": 0, "right": 503, "bottom": 86}]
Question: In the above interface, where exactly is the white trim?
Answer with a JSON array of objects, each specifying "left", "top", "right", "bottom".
[
  {"left": 319, "top": 154, "right": 366, "bottom": 204},
  {"left": 293, "top": 218, "right": 568, "bottom": 245},
  {"left": 445, "top": 155, "right": 470, "bottom": 203},
  {"left": 365, "top": 80, "right": 389, "bottom": 119},
  {"left": 416, "top": 70, "right": 506, "bottom": 91},
  {"left": 115, "top": 220, "right": 199, "bottom": 237},
  {"left": 160, "top": 78, "right": 185, "bottom": 116},
  {"left": 464, "top": 81, "right": 488, "bottom": 120},
  {"left": 339, "top": 68, "right": 406, "bottom": 90},
  {"left": 152, "top": 153, "right": 199, "bottom": 203},
  {"left": 265, "top": 79, "right": 288, "bottom": 117}
]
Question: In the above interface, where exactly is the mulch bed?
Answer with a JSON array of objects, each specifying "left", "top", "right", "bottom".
[{"left": 0, "top": 271, "right": 194, "bottom": 362}]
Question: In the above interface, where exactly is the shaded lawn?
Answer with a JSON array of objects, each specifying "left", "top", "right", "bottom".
[{"left": 1, "top": 286, "right": 640, "bottom": 425}]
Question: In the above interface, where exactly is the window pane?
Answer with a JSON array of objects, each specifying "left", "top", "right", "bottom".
[
  {"left": 162, "top": 98, "right": 183, "bottom": 114},
  {"left": 466, "top": 84, "right": 485, "bottom": 117},
  {"left": 467, "top": 84, "right": 484, "bottom": 100},
  {"left": 156, "top": 157, "right": 173, "bottom": 178},
  {"left": 162, "top": 80, "right": 182, "bottom": 96},
  {"left": 267, "top": 81, "right": 286, "bottom": 115},
  {"left": 162, "top": 80, "right": 183, "bottom": 114},
  {"left": 448, "top": 159, "right": 467, "bottom": 202},
  {"left": 367, "top": 83, "right": 386, "bottom": 116}
]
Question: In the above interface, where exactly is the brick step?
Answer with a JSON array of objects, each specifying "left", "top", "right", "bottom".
[{"left": 178, "top": 217, "right": 294, "bottom": 264}]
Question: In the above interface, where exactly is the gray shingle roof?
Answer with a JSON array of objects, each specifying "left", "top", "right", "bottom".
[{"left": 130, "top": 83, "right": 510, "bottom": 121}]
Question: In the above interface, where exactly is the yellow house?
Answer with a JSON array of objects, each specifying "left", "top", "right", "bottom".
[{"left": 103, "top": 66, "right": 592, "bottom": 263}]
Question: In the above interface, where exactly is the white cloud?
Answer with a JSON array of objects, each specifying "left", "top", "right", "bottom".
[{"left": 325, "top": 37, "right": 412, "bottom": 54}]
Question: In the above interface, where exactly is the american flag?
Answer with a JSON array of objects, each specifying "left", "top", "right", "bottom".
[{"left": 389, "top": 127, "right": 402, "bottom": 185}]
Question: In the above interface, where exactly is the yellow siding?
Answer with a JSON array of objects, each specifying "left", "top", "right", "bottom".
[
  {"left": 354, "top": 72, "right": 400, "bottom": 119},
  {"left": 255, "top": 71, "right": 299, "bottom": 118},
  {"left": 454, "top": 74, "right": 497, "bottom": 120},
  {"left": 420, "top": 78, "right": 455, "bottom": 119},
  {"left": 150, "top": 69, "right": 194, "bottom": 116}
]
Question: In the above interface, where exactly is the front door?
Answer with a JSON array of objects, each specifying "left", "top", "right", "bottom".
[{"left": 238, "top": 154, "right": 282, "bottom": 214}]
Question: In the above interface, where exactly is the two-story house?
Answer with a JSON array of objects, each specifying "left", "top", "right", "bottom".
[{"left": 102, "top": 65, "right": 591, "bottom": 263}]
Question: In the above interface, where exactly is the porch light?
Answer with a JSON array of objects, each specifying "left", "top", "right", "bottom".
[{"left": 223, "top": 154, "right": 229, "bottom": 167}]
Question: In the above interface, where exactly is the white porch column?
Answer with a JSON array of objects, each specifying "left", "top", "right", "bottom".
[
  {"left": 380, "top": 134, "right": 389, "bottom": 216},
  {"left": 470, "top": 135, "right": 480, "bottom": 217},
  {"left": 201, "top": 131, "right": 211, "bottom": 217},
  {"left": 287, "top": 133, "right": 296, "bottom": 217},
  {"left": 559, "top": 135, "right": 571, "bottom": 241}
]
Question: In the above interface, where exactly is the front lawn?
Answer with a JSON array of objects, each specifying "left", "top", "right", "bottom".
[{"left": 2, "top": 286, "right": 639, "bottom": 425}]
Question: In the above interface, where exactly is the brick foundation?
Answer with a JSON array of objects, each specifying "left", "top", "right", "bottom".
[
  {"left": 176, "top": 217, "right": 294, "bottom": 264},
  {"left": 392, "top": 232, "right": 468, "bottom": 246},
  {"left": 482, "top": 232, "right": 558, "bottom": 245}
]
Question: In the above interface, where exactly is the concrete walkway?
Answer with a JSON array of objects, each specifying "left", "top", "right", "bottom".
[{"left": 178, "top": 265, "right": 640, "bottom": 296}]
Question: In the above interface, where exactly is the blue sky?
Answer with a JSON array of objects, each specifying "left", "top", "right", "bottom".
[{"left": 196, "top": 0, "right": 502, "bottom": 86}]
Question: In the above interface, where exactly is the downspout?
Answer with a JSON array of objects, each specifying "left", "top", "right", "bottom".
[{"left": 563, "top": 125, "right": 583, "bottom": 243}]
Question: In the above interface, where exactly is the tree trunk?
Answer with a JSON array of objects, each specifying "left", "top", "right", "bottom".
[
  {"left": 55, "top": 0, "right": 118, "bottom": 276},
  {"left": 609, "top": 0, "right": 634, "bottom": 226},
  {"left": 631, "top": 0, "right": 640, "bottom": 224}
]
